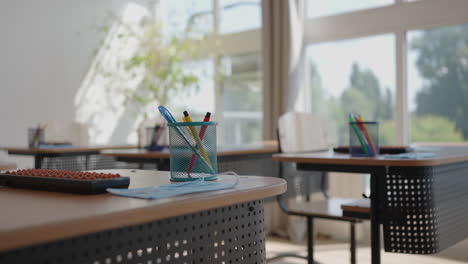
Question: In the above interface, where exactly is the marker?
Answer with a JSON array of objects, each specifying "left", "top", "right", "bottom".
[
  {"left": 187, "top": 112, "right": 211, "bottom": 176},
  {"left": 357, "top": 115, "right": 377, "bottom": 155},
  {"left": 354, "top": 115, "right": 373, "bottom": 155},
  {"left": 183, "top": 111, "right": 212, "bottom": 167},
  {"left": 348, "top": 113, "right": 369, "bottom": 155},
  {"left": 31, "top": 124, "right": 47, "bottom": 148}
]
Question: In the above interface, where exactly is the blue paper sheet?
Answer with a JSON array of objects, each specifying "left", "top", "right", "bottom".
[
  {"left": 37, "top": 143, "right": 74, "bottom": 149},
  {"left": 382, "top": 152, "right": 437, "bottom": 159},
  {"left": 107, "top": 176, "right": 239, "bottom": 200}
]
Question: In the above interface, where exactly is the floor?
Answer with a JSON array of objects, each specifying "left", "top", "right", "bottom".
[{"left": 266, "top": 236, "right": 468, "bottom": 264}]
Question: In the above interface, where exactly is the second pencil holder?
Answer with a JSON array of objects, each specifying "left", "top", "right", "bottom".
[
  {"left": 168, "top": 121, "right": 218, "bottom": 181},
  {"left": 349, "top": 121, "right": 379, "bottom": 157},
  {"left": 145, "top": 126, "right": 166, "bottom": 151},
  {"left": 28, "top": 128, "right": 45, "bottom": 148}
]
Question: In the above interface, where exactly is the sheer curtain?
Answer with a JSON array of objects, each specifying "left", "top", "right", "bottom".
[
  {"left": 262, "top": 0, "right": 306, "bottom": 239},
  {"left": 261, "top": 0, "right": 367, "bottom": 242},
  {"left": 262, "top": 0, "right": 306, "bottom": 140}
]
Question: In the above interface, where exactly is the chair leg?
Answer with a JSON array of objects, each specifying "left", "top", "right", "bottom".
[
  {"left": 350, "top": 221, "right": 356, "bottom": 264},
  {"left": 307, "top": 216, "right": 314, "bottom": 264}
]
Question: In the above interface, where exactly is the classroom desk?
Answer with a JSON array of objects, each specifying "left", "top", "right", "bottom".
[
  {"left": 0, "top": 162, "right": 16, "bottom": 171},
  {"left": 0, "top": 169, "right": 286, "bottom": 264},
  {"left": 1, "top": 145, "right": 136, "bottom": 169},
  {"left": 102, "top": 142, "right": 279, "bottom": 175},
  {"left": 273, "top": 146, "right": 468, "bottom": 264}
]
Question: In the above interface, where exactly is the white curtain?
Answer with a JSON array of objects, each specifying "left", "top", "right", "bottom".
[
  {"left": 262, "top": 0, "right": 306, "bottom": 140},
  {"left": 261, "top": 0, "right": 366, "bottom": 242},
  {"left": 261, "top": 0, "right": 306, "bottom": 238}
]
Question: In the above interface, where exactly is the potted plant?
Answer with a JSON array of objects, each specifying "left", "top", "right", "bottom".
[
  {"left": 92, "top": 12, "right": 210, "bottom": 148},
  {"left": 96, "top": 13, "right": 206, "bottom": 118}
]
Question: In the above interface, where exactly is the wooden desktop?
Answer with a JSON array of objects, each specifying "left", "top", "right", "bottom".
[
  {"left": 273, "top": 146, "right": 468, "bottom": 264},
  {"left": 102, "top": 141, "right": 279, "bottom": 173},
  {"left": 0, "top": 169, "right": 286, "bottom": 263},
  {"left": 0, "top": 162, "right": 16, "bottom": 171},
  {"left": 1, "top": 145, "right": 136, "bottom": 169}
]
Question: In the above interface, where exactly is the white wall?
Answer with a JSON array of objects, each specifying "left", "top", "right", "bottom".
[{"left": 0, "top": 0, "right": 151, "bottom": 168}]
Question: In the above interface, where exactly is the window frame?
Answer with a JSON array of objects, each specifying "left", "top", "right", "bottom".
[
  {"left": 303, "top": 0, "right": 468, "bottom": 145},
  {"left": 173, "top": 0, "right": 262, "bottom": 144}
]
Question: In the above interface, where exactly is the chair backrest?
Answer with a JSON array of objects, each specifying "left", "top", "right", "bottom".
[
  {"left": 43, "top": 120, "right": 89, "bottom": 147},
  {"left": 277, "top": 112, "right": 329, "bottom": 199},
  {"left": 278, "top": 112, "right": 329, "bottom": 153}
]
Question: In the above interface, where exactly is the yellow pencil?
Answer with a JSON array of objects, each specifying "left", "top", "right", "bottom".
[{"left": 183, "top": 111, "right": 212, "bottom": 167}]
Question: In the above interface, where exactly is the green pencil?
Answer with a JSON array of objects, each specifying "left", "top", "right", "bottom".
[{"left": 348, "top": 113, "right": 369, "bottom": 155}]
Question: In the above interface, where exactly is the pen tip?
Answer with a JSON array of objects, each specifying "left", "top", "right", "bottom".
[
  {"left": 183, "top": 111, "right": 189, "bottom": 117},
  {"left": 206, "top": 112, "right": 211, "bottom": 118}
]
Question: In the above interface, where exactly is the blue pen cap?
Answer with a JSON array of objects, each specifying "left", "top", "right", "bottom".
[{"left": 158, "top": 105, "right": 177, "bottom": 123}]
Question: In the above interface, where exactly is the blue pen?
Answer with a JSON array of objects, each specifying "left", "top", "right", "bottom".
[
  {"left": 158, "top": 105, "right": 177, "bottom": 123},
  {"left": 158, "top": 106, "right": 216, "bottom": 174}
]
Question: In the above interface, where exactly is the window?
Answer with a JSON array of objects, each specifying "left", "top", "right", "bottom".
[
  {"left": 408, "top": 24, "right": 468, "bottom": 143},
  {"left": 161, "top": 0, "right": 262, "bottom": 145},
  {"left": 220, "top": 0, "right": 261, "bottom": 34},
  {"left": 306, "top": 35, "right": 395, "bottom": 145},
  {"left": 220, "top": 53, "right": 262, "bottom": 145},
  {"left": 162, "top": 0, "right": 213, "bottom": 37},
  {"left": 307, "top": 0, "right": 393, "bottom": 18},
  {"left": 170, "top": 59, "right": 216, "bottom": 117},
  {"left": 305, "top": 0, "right": 468, "bottom": 145}
]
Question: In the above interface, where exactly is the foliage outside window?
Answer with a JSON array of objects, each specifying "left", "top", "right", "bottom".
[
  {"left": 305, "top": 0, "right": 468, "bottom": 145},
  {"left": 408, "top": 24, "right": 468, "bottom": 143},
  {"left": 307, "top": 35, "right": 395, "bottom": 146}
]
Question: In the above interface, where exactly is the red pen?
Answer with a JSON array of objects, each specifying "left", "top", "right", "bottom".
[
  {"left": 187, "top": 112, "right": 211, "bottom": 176},
  {"left": 355, "top": 115, "right": 376, "bottom": 155}
]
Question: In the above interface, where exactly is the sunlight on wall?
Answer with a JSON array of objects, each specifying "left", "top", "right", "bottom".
[{"left": 75, "top": 2, "right": 149, "bottom": 144}]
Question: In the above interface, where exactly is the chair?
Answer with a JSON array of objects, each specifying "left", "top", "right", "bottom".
[
  {"left": 134, "top": 117, "right": 169, "bottom": 170},
  {"left": 43, "top": 120, "right": 89, "bottom": 147},
  {"left": 268, "top": 112, "right": 369, "bottom": 264},
  {"left": 41, "top": 120, "right": 114, "bottom": 170}
]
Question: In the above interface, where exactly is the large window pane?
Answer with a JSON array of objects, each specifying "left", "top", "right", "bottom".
[
  {"left": 408, "top": 24, "right": 468, "bottom": 143},
  {"left": 220, "top": 53, "right": 262, "bottom": 145},
  {"left": 307, "top": 0, "right": 393, "bottom": 18},
  {"left": 169, "top": 59, "right": 215, "bottom": 119},
  {"left": 220, "top": 0, "right": 261, "bottom": 34},
  {"left": 160, "top": 0, "right": 263, "bottom": 145},
  {"left": 306, "top": 35, "right": 396, "bottom": 146}
]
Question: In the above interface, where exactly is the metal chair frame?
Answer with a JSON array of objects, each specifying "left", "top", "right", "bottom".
[{"left": 268, "top": 129, "right": 363, "bottom": 264}]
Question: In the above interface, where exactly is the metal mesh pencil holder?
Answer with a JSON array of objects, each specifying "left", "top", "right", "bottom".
[
  {"left": 349, "top": 121, "right": 379, "bottom": 157},
  {"left": 168, "top": 121, "right": 218, "bottom": 181},
  {"left": 28, "top": 128, "right": 45, "bottom": 148}
]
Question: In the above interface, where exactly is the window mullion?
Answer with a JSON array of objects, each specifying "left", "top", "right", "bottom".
[
  {"left": 213, "top": 0, "right": 223, "bottom": 128},
  {"left": 304, "top": 0, "right": 468, "bottom": 45},
  {"left": 213, "top": 0, "right": 220, "bottom": 35},
  {"left": 395, "top": 31, "right": 408, "bottom": 145}
]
